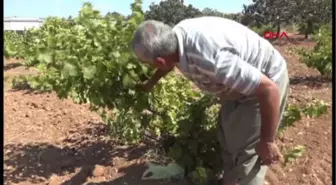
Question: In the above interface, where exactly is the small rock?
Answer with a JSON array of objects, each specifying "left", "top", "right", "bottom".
[
  {"left": 136, "top": 159, "right": 142, "bottom": 164},
  {"left": 92, "top": 165, "right": 105, "bottom": 177},
  {"left": 5, "top": 166, "right": 13, "bottom": 170},
  {"left": 31, "top": 102, "right": 38, "bottom": 108},
  {"left": 12, "top": 107, "right": 16, "bottom": 111},
  {"left": 112, "top": 157, "right": 119, "bottom": 166},
  {"left": 43, "top": 106, "right": 51, "bottom": 111},
  {"left": 122, "top": 153, "right": 129, "bottom": 158},
  {"left": 48, "top": 174, "right": 61, "bottom": 185}
]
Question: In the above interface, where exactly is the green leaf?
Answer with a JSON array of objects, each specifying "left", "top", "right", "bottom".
[
  {"left": 284, "top": 145, "right": 307, "bottom": 165},
  {"left": 62, "top": 62, "right": 78, "bottom": 77},
  {"left": 122, "top": 74, "right": 132, "bottom": 87},
  {"left": 82, "top": 66, "right": 97, "bottom": 79}
]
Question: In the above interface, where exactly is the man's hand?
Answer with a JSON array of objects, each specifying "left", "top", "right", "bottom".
[
  {"left": 135, "top": 82, "right": 153, "bottom": 92},
  {"left": 256, "top": 140, "right": 284, "bottom": 166},
  {"left": 136, "top": 68, "right": 173, "bottom": 92}
]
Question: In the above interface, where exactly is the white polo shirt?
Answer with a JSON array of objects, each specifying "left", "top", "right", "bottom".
[{"left": 172, "top": 16, "right": 287, "bottom": 100}]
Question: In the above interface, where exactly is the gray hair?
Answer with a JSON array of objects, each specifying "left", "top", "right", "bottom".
[{"left": 131, "top": 20, "right": 178, "bottom": 62}]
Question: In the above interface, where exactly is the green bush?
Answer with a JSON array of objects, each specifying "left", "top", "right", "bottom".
[
  {"left": 297, "top": 24, "right": 332, "bottom": 77},
  {"left": 4, "top": 31, "right": 25, "bottom": 58},
  {"left": 18, "top": 1, "right": 221, "bottom": 182},
  {"left": 250, "top": 24, "right": 275, "bottom": 36}
]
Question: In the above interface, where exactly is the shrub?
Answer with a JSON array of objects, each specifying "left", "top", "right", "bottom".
[
  {"left": 297, "top": 24, "right": 332, "bottom": 77},
  {"left": 17, "top": 1, "right": 221, "bottom": 182},
  {"left": 4, "top": 31, "right": 25, "bottom": 58}
]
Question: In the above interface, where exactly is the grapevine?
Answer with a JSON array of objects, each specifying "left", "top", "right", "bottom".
[
  {"left": 10, "top": 1, "right": 221, "bottom": 183},
  {"left": 297, "top": 24, "right": 332, "bottom": 77}
]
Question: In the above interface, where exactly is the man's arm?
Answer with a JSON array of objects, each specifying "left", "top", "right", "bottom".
[
  {"left": 141, "top": 68, "right": 173, "bottom": 92},
  {"left": 213, "top": 48, "right": 280, "bottom": 142},
  {"left": 255, "top": 75, "right": 280, "bottom": 142}
]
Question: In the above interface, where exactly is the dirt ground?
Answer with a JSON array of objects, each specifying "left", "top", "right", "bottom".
[{"left": 4, "top": 35, "right": 332, "bottom": 185}]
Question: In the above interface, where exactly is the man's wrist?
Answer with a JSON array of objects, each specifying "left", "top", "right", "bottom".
[
  {"left": 260, "top": 135, "right": 275, "bottom": 143},
  {"left": 260, "top": 125, "right": 276, "bottom": 142},
  {"left": 146, "top": 79, "right": 156, "bottom": 88}
]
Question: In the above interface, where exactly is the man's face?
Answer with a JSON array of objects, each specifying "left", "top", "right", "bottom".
[{"left": 134, "top": 46, "right": 176, "bottom": 71}]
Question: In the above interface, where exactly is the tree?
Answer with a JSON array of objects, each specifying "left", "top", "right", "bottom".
[
  {"left": 294, "top": 0, "right": 332, "bottom": 38},
  {"left": 202, "top": 8, "right": 224, "bottom": 17},
  {"left": 106, "top": 11, "right": 123, "bottom": 17},
  {"left": 223, "top": 13, "right": 243, "bottom": 22},
  {"left": 242, "top": 0, "right": 332, "bottom": 38},
  {"left": 241, "top": 0, "right": 296, "bottom": 34},
  {"left": 145, "top": 0, "right": 202, "bottom": 26}
]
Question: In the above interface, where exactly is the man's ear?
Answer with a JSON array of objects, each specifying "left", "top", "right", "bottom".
[{"left": 153, "top": 57, "right": 166, "bottom": 68}]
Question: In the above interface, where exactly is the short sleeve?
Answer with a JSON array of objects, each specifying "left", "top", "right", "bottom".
[{"left": 214, "top": 48, "right": 262, "bottom": 96}]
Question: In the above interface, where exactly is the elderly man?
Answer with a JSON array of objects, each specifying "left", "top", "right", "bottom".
[{"left": 131, "top": 16, "right": 289, "bottom": 185}]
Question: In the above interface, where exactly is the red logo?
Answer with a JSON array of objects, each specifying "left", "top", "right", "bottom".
[{"left": 263, "top": 31, "right": 289, "bottom": 39}]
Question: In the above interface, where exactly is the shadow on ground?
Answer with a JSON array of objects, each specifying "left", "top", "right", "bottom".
[
  {"left": 4, "top": 122, "right": 189, "bottom": 185},
  {"left": 290, "top": 75, "right": 331, "bottom": 88},
  {"left": 4, "top": 122, "right": 172, "bottom": 185},
  {"left": 8, "top": 88, "right": 50, "bottom": 95},
  {"left": 4, "top": 62, "right": 23, "bottom": 71}
]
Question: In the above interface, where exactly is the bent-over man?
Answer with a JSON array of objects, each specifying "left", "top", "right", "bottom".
[{"left": 131, "top": 17, "right": 289, "bottom": 185}]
